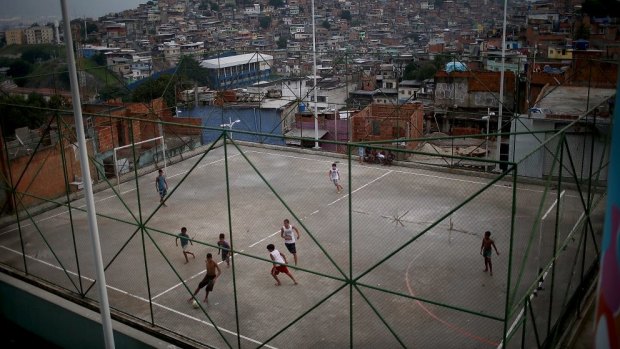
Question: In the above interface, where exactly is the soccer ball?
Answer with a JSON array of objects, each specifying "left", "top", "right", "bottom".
[{"left": 192, "top": 300, "right": 199, "bottom": 309}]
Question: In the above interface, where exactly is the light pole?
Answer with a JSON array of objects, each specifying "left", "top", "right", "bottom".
[
  {"left": 220, "top": 117, "right": 241, "bottom": 140},
  {"left": 482, "top": 108, "right": 494, "bottom": 172},
  {"left": 311, "top": 0, "right": 320, "bottom": 149},
  {"left": 495, "top": 0, "right": 508, "bottom": 172},
  {"left": 60, "top": 1, "right": 115, "bottom": 348}
]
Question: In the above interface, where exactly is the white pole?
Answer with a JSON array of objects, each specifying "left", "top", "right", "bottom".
[
  {"left": 113, "top": 149, "right": 119, "bottom": 190},
  {"left": 311, "top": 0, "right": 320, "bottom": 149},
  {"left": 486, "top": 115, "right": 490, "bottom": 170},
  {"left": 229, "top": 117, "right": 233, "bottom": 141},
  {"left": 158, "top": 123, "right": 166, "bottom": 171},
  {"left": 161, "top": 136, "right": 167, "bottom": 173},
  {"left": 495, "top": 0, "right": 508, "bottom": 172},
  {"left": 485, "top": 108, "right": 490, "bottom": 172},
  {"left": 60, "top": 2, "right": 115, "bottom": 348},
  {"left": 334, "top": 108, "right": 338, "bottom": 152}
]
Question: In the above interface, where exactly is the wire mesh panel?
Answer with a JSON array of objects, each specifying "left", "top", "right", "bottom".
[{"left": 0, "top": 49, "right": 611, "bottom": 349}]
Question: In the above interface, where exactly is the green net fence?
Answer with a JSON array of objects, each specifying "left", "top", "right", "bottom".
[
  {"left": 0, "top": 109, "right": 608, "bottom": 348},
  {"left": 0, "top": 44, "right": 612, "bottom": 348}
]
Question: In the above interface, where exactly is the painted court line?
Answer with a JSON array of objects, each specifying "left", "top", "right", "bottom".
[
  {"left": 499, "top": 205, "right": 585, "bottom": 349},
  {"left": 151, "top": 301, "right": 278, "bottom": 349},
  {"left": 0, "top": 186, "right": 139, "bottom": 236},
  {"left": 405, "top": 256, "right": 499, "bottom": 347},
  {"left": 248, "top": 169, "right": 392, "bottom": 253},
  {"left": 251, "top": 149, "right": 570, "bottom": 196},
  {"left": 327, "top": 170, "right": 393, "bottom": 207},
  {"left": 248, "top": 231, "right": 280, "bottom": 248},
  {"left": 152, "top": 250, "right": 244, "bottom": 300},
  {"left": 0, "top": 154, "right": 241, "bottom": 237},
  {"left": 0, "top": 245, "right": 274, "bottom": 348},
  {"left": 541, "top": 190, "right": 566, "bottom": 220}
]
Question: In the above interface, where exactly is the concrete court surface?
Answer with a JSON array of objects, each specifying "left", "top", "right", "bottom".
[{"left": 0, "top": 142, "right": 602, "bottom": 348}]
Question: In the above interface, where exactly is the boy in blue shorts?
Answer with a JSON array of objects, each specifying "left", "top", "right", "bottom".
[
  {"left": 480, "top": 231, "right": 500, "bottom": 276},
  {"left": 217, "top": 233, "right": 231, "bottom": 268},
  {"left": 175, "top": 227, "right": 195, "bottom": 264}
]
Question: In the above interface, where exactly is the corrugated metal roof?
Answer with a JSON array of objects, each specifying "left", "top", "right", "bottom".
[{"left": 200, "top": 53, "right": 274, "bottom": 69}]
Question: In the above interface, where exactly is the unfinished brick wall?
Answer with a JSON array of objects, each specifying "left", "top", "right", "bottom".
[
  {"left": 434, "top": 70, "right": 515, "bottom": 109},
  {"left": 126, "top": 98, "right": 201, "bottom": 138},
  {"left": 570, "top": 52, "right": 618, "bottom": 88},
  {"left": 6, "top": 140, "right": 96, "bottom": 209},
  {"left": 96, "top": 126, "right": 115, "bottom": 152},
  {"left": 351, "top": 103, "right": 424, "bottom": 149},
  {"left": 162, "top": 116, "right": 202, "bottom": 136}
]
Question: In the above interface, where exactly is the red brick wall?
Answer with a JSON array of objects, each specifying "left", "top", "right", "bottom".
[
  {"left": 351, "top": 103, "right": 424, "bottom": 149},
  {"left": 452, "top": 127, "right": 480, "bottom": 136},
  {"left": 96, "top": 126, "right": 115, "bottom": 153},
  {"left": 162, "top": 116, "right": 202, "bottom": 136},
  {"left": 8, "top": 141, "right": 95, "bottom": 208}
]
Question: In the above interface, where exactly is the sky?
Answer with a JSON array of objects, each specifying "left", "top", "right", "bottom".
[{"left": 0, "top": 0, "right": 144, "bottom": 24}]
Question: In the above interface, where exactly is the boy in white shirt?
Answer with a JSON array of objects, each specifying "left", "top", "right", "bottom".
[
  {"left": 267, "top": 244, "right": 298, "bottom": 286},
  {"left": 328, "top": 163, "right": 344, "bottom": 193}
]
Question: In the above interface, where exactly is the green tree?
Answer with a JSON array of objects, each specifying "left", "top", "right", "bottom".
[
  {"left": 277, "top": 36, "right": 288, "bottom": 49},
  {"left": 177, "top": 56, "right": 212, "bottom": 86},
  {"left": 8, "top": 60, "right": 32, "bottom": 86},
  {"left": 259, "top": 16, "right": 272, "bottom": 29},
  {"left": 92, "top": 52, "right": 107, "bottom": 66},
  {"left": 340, "top": 10, "right": 352, "bottom": 21},
  {"left": 433, "top": 54, "right": 451, "bottom": 69},
  {"left": 0, "top": 94, "right": 49, "bottom": 136},
  {"left": 0, "top": 57, "right": 15, "bottom": 67},
  {"left": 47, "top": 94, "right": 68, "bottom": 110},
  {"left": 99, "top": 85, "right": 128, "bottom": 101},
  {"left": 573, "top": 23, "right": 590, "bottom": 40},
  {"left": 581, "top": 0, "right": 620, "bottom": 17},
  {"left": 86, "top": 22, "right": 98, "bottom": 34},
  {"left": 269, "top": 0, "right": 285, "bottom": 7},
  {"left": 322, "top": 20, "right": 331, "bottom": 30},
  {"left": 415, "top": 62, "right": 438, "bottom": 80},
  {"left": 403, "top": 62, "right": 418, "bottom": 80},
  {"left": 21, "top": 47, "right": 51, "bottom": 64},
  {"left": 132, "top": 75, "right": 176, "bottom": 108}
]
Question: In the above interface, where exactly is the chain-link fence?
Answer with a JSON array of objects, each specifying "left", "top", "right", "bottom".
[{"left": 0, "top": 105, "right": 608, "bottom": 347}]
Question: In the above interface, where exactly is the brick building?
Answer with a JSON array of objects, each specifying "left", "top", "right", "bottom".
[
  {"left": 0, "top": 98, "right": 201, "bottom": 211},
  {"left": 351, "top": 103, "right": 425, "bottom": 150}
]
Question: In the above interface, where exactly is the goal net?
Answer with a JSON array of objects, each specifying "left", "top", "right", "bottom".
[{"left": 113, "top": 136, "right": 166, "bottom": 186}]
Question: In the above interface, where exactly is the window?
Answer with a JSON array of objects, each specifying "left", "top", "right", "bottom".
[{"left": 371, "top": 120, "right": 381, "bottom": 135}]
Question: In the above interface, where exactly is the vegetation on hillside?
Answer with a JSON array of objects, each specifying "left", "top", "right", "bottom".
[
  {"left": 0, "top": 93, "right": 68, "bottom": 136},
  {"left": 0, "top": 44, "right": 120, "bottom": 92},
  {"left": 130, "top": 56, "right": 214, "bottom": 107},
  {"left": 581, "top": 0, "right": 620, "bottom": 18},
  {"left": 403, "top": 55, "right": 451, "bottom": 81}
]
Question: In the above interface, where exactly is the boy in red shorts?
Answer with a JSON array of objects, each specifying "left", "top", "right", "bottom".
[{"left": 267, "top": 244, "right": 298, "bottom": 286}]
